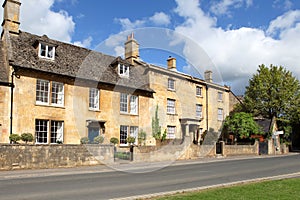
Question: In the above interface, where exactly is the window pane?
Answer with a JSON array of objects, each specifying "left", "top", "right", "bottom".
[
  {"left": 167, "top": 99, "right": 175, "bottom": 114},
  {"left": 120, "top": 125, "right": 128, "bottom": 144},
  {"left": 168, "top": 79, "right": 175, "bottom": 90},
  {"left": 130, "top": 126, "right": 138, "bottom": 145},
  {"left": 36, "top": 79, "right": 49, "bottom": 104},
  {"left": 218, "top": 92, "right": 223, "bottom": 101},
  {"left": 40, "top": 43, "right": 46, "bottom": 57},
  {"left": 130, "top": 95, "right": 138, "bottom": 114},
  {"left": 120, "top": 93, "right": 128, "bottom": 113},
  {"left": 167, "top": 126, "right": 176, "bottom": 139},
  {"left": 35, "top": 119, "right": 48, "bottom": 144},
  {"left": 196, "top": 104, "right": 202, "bottom": 118},
  {"left": 89, "top": 88, "right": 99, "bottom": 110},
  {"left": 218, "top": 108, "right": 223, "bottom": 121},
  {"left": 51, "top": 121, "right": 63, "bottom": 143},
  {"left": 51, "top": 82, "right": 64, "bottom": 105},
  {"left": 196, "top": 86, "right": 202, "bottom": 96},
  {"left": 119, "top": 64, "right": 129, "bottom": 77},
  {"left": 47, "top": 46, "right": 54, "bottom": 58}
]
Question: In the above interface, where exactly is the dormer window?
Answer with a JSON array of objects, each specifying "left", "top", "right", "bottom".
[
  {"left": 39, "top": 43, "right": 55, "bottom": 60},
  {"left": 118, "top": 64, "right": 129, "bottom": 77}
]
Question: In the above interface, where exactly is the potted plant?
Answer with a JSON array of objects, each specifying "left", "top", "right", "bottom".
[
  {"left": 80, "top": 137, "right": 89, "bottom": 144},
  {"left": 21, "top": 133, "right": 34, "bottom": 144},
  {"left": 93, "top": 135, "right": 104, "bottom": 144},
  {"left": 126, "top": 136, "right": 136, "bottom": 145},
  {"left": 110, "top": 137, "right": 119, "bottom": 146},
  {"left": 9, "top": 134, "right": 21, "bottom": 144}
]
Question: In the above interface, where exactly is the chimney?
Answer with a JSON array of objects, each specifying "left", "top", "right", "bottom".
[
  {"left": 1, "top": 0, "right": 21, "bottom": 38},
  {"left": 204, "top": 70, "right": 213, "bottom": 83},
  {"left": 167, "top": 56, "right": 176, "bottom": 71},
  {"left": 124, "top": 32, "right": 139, "bottom": 65}
]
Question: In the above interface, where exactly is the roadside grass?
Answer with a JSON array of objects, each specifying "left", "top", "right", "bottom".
[{"left": 154, "top": 178, "right": 300, "bottom": 200}]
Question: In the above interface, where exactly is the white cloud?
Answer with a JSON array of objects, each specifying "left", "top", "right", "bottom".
[
  {"left": 0, "top": 0, "right": 75, "bottom": 43},
  {"left": 149, "top": 12, "right": 171, "bottom": 26},
  {"left": 267, "top": 10, "right": 300, "bottom": 37},
  {"left": 173, "top": 0, "right": 300, "bottom": 94},
  {"left": 115, "top": 18, "right": 146, "bottom": 30},
  {"left": 73, "top": 36, "right": 93, "bottom": 48},
  {"left": 210, "top": 0, "right": 243, "bottom": 16}
]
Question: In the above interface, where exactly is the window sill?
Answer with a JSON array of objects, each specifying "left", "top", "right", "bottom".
[
  {"left": 89, "top": 108, "right": 101, "bottom": 112},
  {"left": 35, "top": 103, "right": 65, "bottom": 109},
  {"left": 167, "top": 113, "right": 178, "bottom": 116},
  {"left": 196, "top": 95, "right": 203, "bottom": 98},
  {"left": 120, "top": 112, "right": 139, "bottom": 116},
  {"left": 167, "top": 89, "right": 176, "bottom": 92}
]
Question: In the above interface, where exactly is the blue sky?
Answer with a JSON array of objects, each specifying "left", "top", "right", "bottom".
[{"left": 1, "top": 0, "right": 300, "bottom": 94}]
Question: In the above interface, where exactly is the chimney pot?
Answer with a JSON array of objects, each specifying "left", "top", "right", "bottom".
[
  {"left": 167, "top": 57, "right": 176, "bottom": 71},
  {"left": 204, "top": 70, "right": 213, "bottom": 83}
]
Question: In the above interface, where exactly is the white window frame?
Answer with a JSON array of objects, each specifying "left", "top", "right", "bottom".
[
  {"left": 218, "top": 108, "right": 223, "bottom": 121},
  {"left": 35, "top": 119, "right": 49, "bottom": 144},
  {"left": 35, "top": 119, "right": 64, "bottom": 144},
  {"left": 167, "top": 98, "right": 176, "bottom": 114},
  {"left": 51, "top": 82, "right": 64, "bottom": 106},
  {"left": 196, "top": 104, "right": 202, "bottom": 118},
  {"left": 36, "top": 79, "right": 64, "bottom": 107},
  {"left": 120, "top": 125, "right": 129, "bottom": 145},
  {"left": 118, "top": 64, "right": 129, "bottom": 77},
  {"left": 168, "top": 78, "right": 175, "bottom": 91},
  {"left": 167, "top": 126, "right": 176, "bottom": 139},
  {"left": 120, "top": 93, "right": 139, "bottom": 115},
  {"left": 130, "top": 126, "right": 138, "bottom": 145},
  {"left": 50, "top": 121, "right": 64, "bottom": 144},
  {"left": 218, "top": 92, "right": 223, "bottom": 101},
  {"left": 38, "top": 43, "right": 55, "bottom": 60},
  {"left": 196, "top": 86, "right": 202, "bottom": 97},
  {"left": 89, "top": 88, "right": 100, "bottom": 110},
  {"left": 120, "top": 93, "right": 128, "bottom": 113},
  {"left": 130, "top": 95, "right": 138, "bottom": 115},
  {"left": 36, "top": 79, "right": 50, "bottom": 105}
]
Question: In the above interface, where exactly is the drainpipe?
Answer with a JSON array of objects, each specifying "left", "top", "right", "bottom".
[
  {"left": 206, "top": 85, "right": 209, "bottom": 133},
  {"left": 10, "top": 68, "right": 20, "bottom": 140}
]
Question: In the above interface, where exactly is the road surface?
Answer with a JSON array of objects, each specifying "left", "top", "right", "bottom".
[{"left": 0, "top": 154, "right": 299, "bottom": 200}]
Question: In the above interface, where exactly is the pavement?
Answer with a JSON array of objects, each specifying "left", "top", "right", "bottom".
[{"left": 0, "top": 153, "right": 298, "bottom": 180}]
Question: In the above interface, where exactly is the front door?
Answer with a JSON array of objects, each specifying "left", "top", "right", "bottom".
[{"left": 88, "top": 127, "right": 100, "bottom": 143}]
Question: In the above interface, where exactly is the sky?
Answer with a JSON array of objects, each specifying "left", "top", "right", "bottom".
[{"left": 1, "top": 0, "right": 300, "bottom": 94}]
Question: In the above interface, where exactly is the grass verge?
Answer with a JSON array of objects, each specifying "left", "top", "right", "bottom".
[{"left": 154, "top": 178, "right": 300, "bottom": 200}]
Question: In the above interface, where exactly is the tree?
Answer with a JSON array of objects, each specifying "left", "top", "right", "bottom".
[
  {"left": 243, "top": 64, "right": 300, "bottom": 120},
  {"left": 152, "top": 105, "right": 161, "bottom": 140},
  {"left": 223, "top": 112, "right": 262, "bottom": 139}
]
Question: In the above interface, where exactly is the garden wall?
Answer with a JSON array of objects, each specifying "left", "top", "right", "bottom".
[
  {"left": 222, "top": 141, "right": 259, "bottom": 156},
  {"left": 0, "top": 144, "right": 114, "bottom": 170}
]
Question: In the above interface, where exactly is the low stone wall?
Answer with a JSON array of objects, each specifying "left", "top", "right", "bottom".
[
  {"left": 223, "top": 141, "right": 259, "bottom": 156},
  {"left": 0, "top": 144, "right": 114, "bottom": 170}
]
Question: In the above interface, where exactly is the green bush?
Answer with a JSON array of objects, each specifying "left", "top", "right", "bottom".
[
  {"left": 126, "top": 136, "right": 136, "bottom": 144},
  {"left": 80, "top": 137, "right": 89, "bottom": 144},
  {"left": 9, "top": 134, "right": 21, "bottom": 144},
  {"left": 138, "top": 130, "right": 147, "bottom": 145},
  {"left": 93, "top": 135, "right": 104, "bottom": 144},
  {"left": 21, "top": 133, "right": 34, "bottom": 144},
  {"left": 110, "top": 137, "right": 119, "bottom": 145}
]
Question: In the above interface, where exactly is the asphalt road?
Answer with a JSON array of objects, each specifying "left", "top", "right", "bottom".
[{"left": 0, "top": 154, "right": 300, "bottom": 200}]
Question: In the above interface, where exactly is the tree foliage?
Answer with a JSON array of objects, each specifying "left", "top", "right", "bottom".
[
  {"left": 21, "top": 133, "right": 34, "bottom": 144},
  {"left": 152, "top": 105, "right": 161, "bottom": 140},
  {"left": 223, "top": 112, "right": 262, "bottom": 138},
  {"left": 243, "top": 64, "right": 300, "bottom": 121}
]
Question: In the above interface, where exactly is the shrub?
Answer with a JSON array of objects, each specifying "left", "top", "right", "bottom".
[
  {"left": 80, "top": 137, "right": 89, "bottom": 144},
  {"left": 138, "top": 130, "right": 147, "bottom": 146},
  {"left": 93, "top": 135, "right": 104, "bottom": 144},
  {"left": 9, "top": 134, "right": 21, "bottom": 144},
  {"left": 21, "top": 133, "right": 34, "bottom": 144},
  {"left": 110, "top": 137, "right": 119, "bottom": 145},
  {"left": 126, "top": 136, "right": 135, "bottom": 144}
]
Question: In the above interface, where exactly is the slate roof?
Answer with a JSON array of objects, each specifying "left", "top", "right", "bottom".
[
  {"left": 0, "top": 41, "right": 9, "bottom": 83},
  {"left": 8, "top": 31, "right": 153, "bottom": 93}
]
